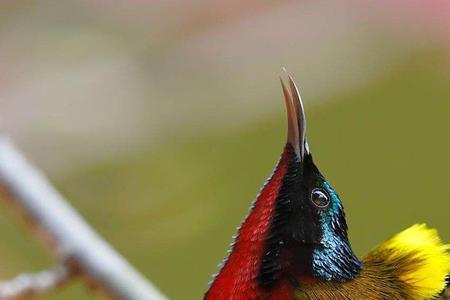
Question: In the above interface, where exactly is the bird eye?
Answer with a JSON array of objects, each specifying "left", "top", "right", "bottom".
[{"left": 310, "top": 188, "right": 330, "bottom": 209}]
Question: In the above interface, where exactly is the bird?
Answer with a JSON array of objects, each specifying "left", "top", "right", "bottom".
[{"left": 204, "top": 71, "right": 450, "bottom": 300}]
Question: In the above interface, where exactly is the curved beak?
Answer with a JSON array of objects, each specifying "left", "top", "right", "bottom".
[{"left": 280, "top": 69, "right": 310, "bottom": 161}]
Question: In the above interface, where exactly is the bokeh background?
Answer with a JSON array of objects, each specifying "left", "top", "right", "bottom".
[{"left": 0, "top": 1, "right": 450, "bottom": 299}]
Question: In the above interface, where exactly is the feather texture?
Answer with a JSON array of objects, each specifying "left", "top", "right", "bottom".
[{"left": 295, "top": 224, "right": 450, "bottom": 300}]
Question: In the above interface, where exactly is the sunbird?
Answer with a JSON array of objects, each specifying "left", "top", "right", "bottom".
[{"left": 204, "top": 72, "right": 450, "bottom": 300}]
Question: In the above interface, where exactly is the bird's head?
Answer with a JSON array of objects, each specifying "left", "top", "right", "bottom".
[
  {"left": 257, "top": 73, "right": 363, "bottom": 288},
  {"left": 205, "top": 72, "right": 362, "bottom": 300}
]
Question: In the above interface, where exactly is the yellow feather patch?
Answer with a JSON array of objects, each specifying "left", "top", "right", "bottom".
[{"left": 375, "top": 224, "right": 450, "bottom": 299}]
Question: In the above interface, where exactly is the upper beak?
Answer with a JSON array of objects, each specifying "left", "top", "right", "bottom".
[{"left": 280, "top": 69, "right": 310, "bottom": 161}]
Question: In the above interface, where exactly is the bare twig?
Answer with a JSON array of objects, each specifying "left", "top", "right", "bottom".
[
  {"left": 0, "top": 264, "right": 70, "bottom": 299},
  {"left": 0, "top": 134, "right": 169, "bottom": 300}
]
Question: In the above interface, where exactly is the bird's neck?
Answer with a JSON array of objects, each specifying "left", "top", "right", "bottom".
[{"left": 205, "top": 147, "right": 295, "bottom": 300}]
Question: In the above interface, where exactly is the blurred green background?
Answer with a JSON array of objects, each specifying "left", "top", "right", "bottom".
[{"left": 0, "top": 1, "right": 450, "bottom": 299}]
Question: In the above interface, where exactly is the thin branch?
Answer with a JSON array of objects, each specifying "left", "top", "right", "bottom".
[
  {"left": 0, "top": 134, "right": 169, "bottom": 300},
  {"left": 0, "top": 264, "right": 70, "bottom": 300}
]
